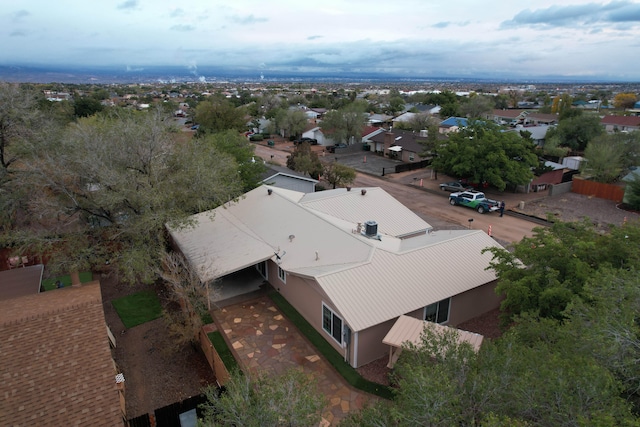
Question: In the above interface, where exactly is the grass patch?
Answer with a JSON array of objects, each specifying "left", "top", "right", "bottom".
[
  {"left": 112, "top": 290, "right": 163, "bottom": 329},
  {"left": 201, "top": 311, "right": 214, "bottom": 325},
  {"left": 208, "top": 330, "right": 240, "bottom": 374},
  {"left": 268, "top": 291, "right": 394, "bottom": 400},
  {"left": 42, "top": 271, "right": 93, "bottom": 291}
]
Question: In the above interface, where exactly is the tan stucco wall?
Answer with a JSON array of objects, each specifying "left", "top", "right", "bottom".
[
  {"left": 448, "top": 281, "right": 500, "bottom": 326},
  {"left": 270, "top": 262, "right": 352, "bottom": 361}
]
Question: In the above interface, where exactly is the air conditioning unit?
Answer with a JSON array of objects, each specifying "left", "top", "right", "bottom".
[{"left": 364, "top": 220, "right": 378, "bottom": 237}]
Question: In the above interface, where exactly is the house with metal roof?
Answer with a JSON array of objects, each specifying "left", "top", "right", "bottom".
[{"left": 168, "top": 185, "right": 504, "bottom": 368}]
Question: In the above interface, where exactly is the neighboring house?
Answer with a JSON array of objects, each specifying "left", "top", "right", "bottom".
[
  {"left": 489, "top": 110, "right": 558, "bottom": 127},
  {"left": 0, "top": 279, "right": 125, "bottom": 425},
  {"left": 367, "top": 129, "right": 431, "bottom": 162},
  {"left": 439, "top": 117, "right": 469, "bottom": 134},
  {"left": 408, "top": 103, "right": 441, "bottom": 115},
  {"left": 529, "top": 160, "right": 565, "bottom": 192},
  {"left": 367, "top": 113, "right": 393, "bottom": 128},
  {"left": 302, "top": 126, "right": 336, "bottom": 146},
  {"left": 261, "top": 165, "right": 318, "bottom": 193},
  {"left": 361, "top": 126, "right": 385, "bottom": 145},
  {"left": 512, "top": 124, "right": 552, "bottom": 147},
  {"left": 601, "top": 115, "right": 640, "bottom": 133},
  {"left": 392, "top": 112, "right": 416, "bottom": 126},
  {"left": 168, "top": 185, "right": 504, "bottom": 368}
]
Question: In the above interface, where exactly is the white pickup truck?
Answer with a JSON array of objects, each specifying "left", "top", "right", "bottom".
[{"left": 449, "top": 190, "right": 500, "bottom": 214}]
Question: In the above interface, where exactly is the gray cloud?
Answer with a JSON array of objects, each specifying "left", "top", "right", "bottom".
[
  {"left": 432, "top": 21, "right": 450, "bottom": 28},
  {"left": 9, "top": 30, "right": 27, "bottom": 37},
  {"left": 502, "top": 1, "right": 640, "bottom": 28},
  {"left": 170, "top": 8, "right": 185, "bottom": 18},
  {"left": 230, "top": 14, "right": 268, "bottom": 25},
  {"left": 13, "top": 10, "right": 30, "bottom": 21},
  {"left": 117, "top": 0, "right": 139, "bottom": 11},
  {"left": 307, "top": 35, "right": 323, "bottom": 40},
  {"left": 170, "top": 24, "right": 195, "bottom": 32}
]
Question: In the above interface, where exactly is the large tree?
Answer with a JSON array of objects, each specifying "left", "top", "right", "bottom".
[
  {"left": 323, "top": 161, "right": 356, "bottom": 189},
  {"left": 319, "top": 102, "right": 367, "bottom": 145},
  {"left": 5, "top": 108, "right": 248, "bottom": 284},
  {"left": 545, "top": 112, "right": 603, "bottom": 151},
  {"left": 432, "top": 121, "right": 538, "bottom": 191},
  {"left": 460, "top": 94, "right": 494, "bottom": 119},
  {"left": 583, "top": 135, "right": 625, "bottom": 183},
  {"left": 200, "top": 369, "right": 326, "bottom": 427},
  {"left": 483, "top": 219, "right": 640, "bottom": 325},
  {"left": 286, "top": 142, "right": 323, "bottom": 179},
  {"left": 194, "top": 98, "right": 247, "bottom": 134}
]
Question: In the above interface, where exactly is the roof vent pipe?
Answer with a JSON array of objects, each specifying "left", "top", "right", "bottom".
[
  {"left": 361, "top": 189, "right": 367, "bottom": 196},
  {"left": 267, "top": 189, "right": 272, "bottom": 195}
]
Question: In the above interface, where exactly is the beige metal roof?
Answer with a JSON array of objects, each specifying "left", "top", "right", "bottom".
[
  {"left": 168, "top": 185, "right": 503, "bottom": 332},
  {"left": 383, "top": 315, "right": 484, "bottom": 352},
  {"left": 299, "top": 187, "right": 431, "bottom": 238},
  {"left": 168, "top": 186, "right": 374, "bottom": 283},
  {"left": 316, "top": 230, "right": 502, "bottom": 332}
]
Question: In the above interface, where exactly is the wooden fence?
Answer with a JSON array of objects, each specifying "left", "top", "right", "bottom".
[
  {"left": 199, "top": 327, "right": 230, "bottom": 386},
  {"left": 571, "top": 177, "right": 625, "bottom": 202}
]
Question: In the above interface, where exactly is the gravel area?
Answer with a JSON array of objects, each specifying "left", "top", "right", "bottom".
[{"left": 515, "top": 192, "right": 639, "bottom": 230}]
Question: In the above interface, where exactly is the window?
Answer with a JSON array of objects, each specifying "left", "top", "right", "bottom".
[
  {"left": 322, "top": 304, "right": 343, "bottom": 345},
  {"left": 277, "top": 266, "right": 286, "bottom": 283},
  {"left": 409, "top": 153, "right": 414, "bottom": 161},
  {"left": 256, "top": 261, "right": 267, "bottom": 279},
  {"left": 424, "top": 298, "right": 450, "bottom": 324}
]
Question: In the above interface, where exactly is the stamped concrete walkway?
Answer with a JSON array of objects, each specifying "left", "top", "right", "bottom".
[{"left": 213, "top": 295, "right": 377, "bottom": 425}]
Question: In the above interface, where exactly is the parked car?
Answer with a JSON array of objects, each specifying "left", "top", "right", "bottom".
[
  {"left": 439, "top": 181, "right": 472, "bottom": 192},
  {"left": 459, "top": 178, "right": 489, "bottom": 189}
]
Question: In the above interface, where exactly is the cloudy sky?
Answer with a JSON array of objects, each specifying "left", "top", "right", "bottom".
[{"left": 3, "top": 0, "right": 640, "bottom": 80}]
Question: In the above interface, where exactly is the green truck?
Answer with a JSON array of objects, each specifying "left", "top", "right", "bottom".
[{"left": 449, "top": 190, "right": 500, "bottom": 214}]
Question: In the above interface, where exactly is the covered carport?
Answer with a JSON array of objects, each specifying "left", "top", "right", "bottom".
[
  {"left": 167, "top": 208, "right": 277, "bottom": 304},
  {"left": 382, "top": 315, "right": 484, "bottom": 368}
]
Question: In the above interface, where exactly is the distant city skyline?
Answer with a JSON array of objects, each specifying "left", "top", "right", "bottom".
[{"left": 2, "top": 1, "right": 640, "bottom": 82}]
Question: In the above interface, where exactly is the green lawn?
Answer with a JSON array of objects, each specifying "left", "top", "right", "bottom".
[
  {"left": 42, "top": 271, "right": 93, "bottom": 291},
  {"left": 208, "top": 330, "right": 240, "bottom": 374},
  {"left": 268, "top": 291, "right": 394, "bottom": 400},
  {"left": 111, "top": 290, "right": 163, "bottom": 329}
]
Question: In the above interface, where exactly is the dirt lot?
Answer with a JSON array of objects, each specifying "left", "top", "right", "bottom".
[{"left": 99, "top": 269, "right": 216, "bottom": 420}]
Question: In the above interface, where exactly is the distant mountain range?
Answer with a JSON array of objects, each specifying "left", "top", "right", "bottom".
[{"left": 0, "top": 64, "right": 633, "bottom": 85}]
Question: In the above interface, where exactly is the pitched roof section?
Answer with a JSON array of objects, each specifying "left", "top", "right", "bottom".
[
  {"left": 299, "top": 187, "right": 431, "bottom": 238},
  {"left": 0, "top": 264, "right": 44, "bottom": 300},
  {"left": 601, "top": 115, "right": 640, "bottom": 126},
  {"left": 0, "top": 283, "right": 123, "bottom": 426},
  {"left": 317, "top": 230, "right": 501, "bottom": 331}
]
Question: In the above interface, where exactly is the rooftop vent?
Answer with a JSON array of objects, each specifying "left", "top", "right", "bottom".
[
  {"left": 364, "top": 220, "right": 378, "bottom": 237},
  {"left": 361, "top": 189, "right": 367, "bottom": 196}
]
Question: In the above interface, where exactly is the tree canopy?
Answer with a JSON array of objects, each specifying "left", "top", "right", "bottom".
[
  {"left": 194, "top": 98, "right": 247, "bottom": 134},
  {"left": 286, "top": 142, "right": 323, "bottom": 179},
  {"left": 323, "top": 161, "right": 356, "bottom": 189},
  {"left": 3, "top": 108, "right": 258, "bottom": 284},
  {"left": 319, "top": 102, "right": 367, "bottom": 145},
  {"left": 431, "top": 121, "right": 538, "bottom": 191},
  {"left": 545, "top": 112, "right": 603, "bottom": 151}
]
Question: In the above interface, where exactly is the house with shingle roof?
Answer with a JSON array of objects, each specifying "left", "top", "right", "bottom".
[
  {"left": 0, "top": 281, "right": 124, "bottom": 426},
  {"left": 168, "top": 185, "right": 503, "bottom": 368},
  {"left": 601, "top": 115, "right": 640, "bottom": 133}
]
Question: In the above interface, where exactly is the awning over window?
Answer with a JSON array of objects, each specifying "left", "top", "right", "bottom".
[
  {"left": 388, "top": 146, "right": 402, "bottom": 152},
  {"left": 382, "top": 315, "right": 484, "bottom": 368}
]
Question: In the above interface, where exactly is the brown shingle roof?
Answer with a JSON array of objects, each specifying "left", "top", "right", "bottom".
[
  {"left": 0, "top": 264, "right": 44, "bottom": 300},
  {"left": 601, "top": 115, "right": 640, "bottom": 126},
  {"left": 0, "top": 282, "right": 124, "bottom": 426}
]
